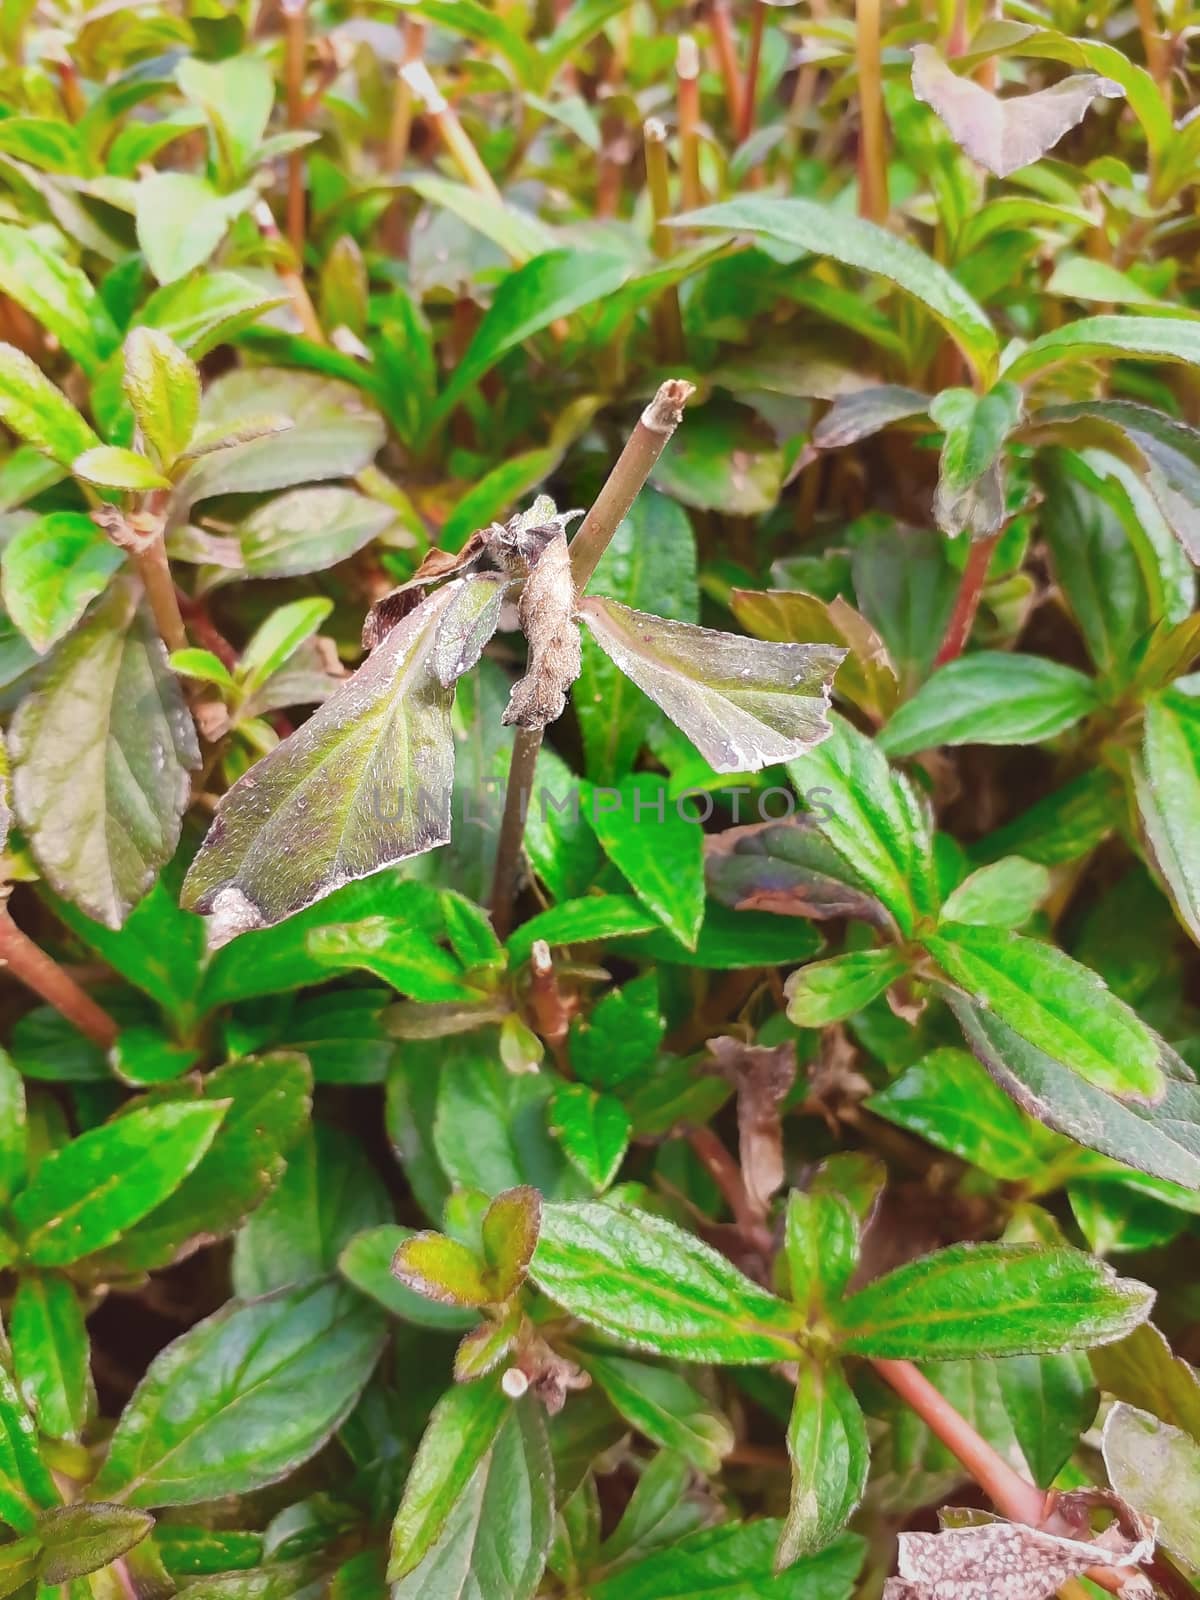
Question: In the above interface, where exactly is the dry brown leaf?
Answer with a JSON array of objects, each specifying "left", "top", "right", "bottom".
[
  {"left": 708, "top": 1035, "right": 797, "bottom": 1218},
  {"left": 911, "top": 45, "right": 1124, "bottom": 179}
]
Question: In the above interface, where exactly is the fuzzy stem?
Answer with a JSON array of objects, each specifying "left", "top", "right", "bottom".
[
  {"left": 644, "top": 120, "right": 685, "bottom": 363},
  {"left": 403, "top": 61, "right": 504, "bottom": 205},
  {"left": 569, "top": 378, "right": 695, "bottom": 589},
  {"left": 387, "top": 18, "right": 426, "bottom": 170},
  {"left": 740, "top": 0, "right": 767, "bottom": 143},
  {"left": 489, "top": 380, "right": 695, "bottom": 935},
  {"left": 0, "top": 909, "right": 118, "bottom": 1049},
  {"left": 709, "top": 0, "right": 745, "bottom": 133},
  {"left": 133, "top": 532, "right": 188, "bottom": 656},
  {"left": 1133, "top": 0, "right": 1170, "bottom": 93},
  {"left": 254, "top": 199, "right": 326, "bottom": 344},
  {"left": 855, "top": 0, "right": 889, "bottom": 223},
  {"left": 934, "top": 531, "right": 998, "bottom": 666},
  {"left": 282, "top": 0, "right": 308, "bottom": 257},
  {"left": 677, "top": 36, "right": 703, "bottom": 211},
  {"left": 871, "top": 1359, "right": 1132, "bottom": 1597}
]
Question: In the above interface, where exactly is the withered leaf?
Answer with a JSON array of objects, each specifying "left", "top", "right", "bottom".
[
  {"left": 183, "top": 574, "right": 506, "bottom": 941},
  {"left": 911, "top": 44, "right": 1123, "bottom": 179},
  {"left": 885, "top": 1492, "right": 1156, "bottom": 1600},
  {"left": 708, "top": 1036, "right": 797, "bottom": 1218},
  {"left": 362, "top": 528, "right": 493, "bottom": 650},
  {"left": 578, "top": 598, "right": 845, "bottom": 774}
]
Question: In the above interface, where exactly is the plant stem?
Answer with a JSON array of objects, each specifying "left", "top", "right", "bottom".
[
  {"left": 134, "top": 530, "right": 188, "bottom": 656},
  {"left": 709, "top": 0, "right": 745, "bottom": 134},
  {"left": 403, "top": 61, "right": 504, "bottom": 205},
  {"left": 0, "top": 908, "right": 118, "bottom": 1049},
  {"left": 387, "top": 17, "right": 426, "bottom": 170},
  {"left": 489, "top": 380, "right": 695, "bottom": 936},
  {"left": 569, "top": 378, "right": 695, "bottom": 589},
  {"left": 740, "top": 0, "right": 767, "bottom": 143},
  {"left": 870, "top": 1359, "right": 1133, "bottom": 1597},
  {"left": 855, "top": 0, "right": 889, "bottom": 223},
  {"left": 490, "top": 726, "right": 542, "bottom": 942},
  {"left": 282, "top": 0, "right": 308, "bottom": 258},
  {"left": 677, "top": 36, "right": 703, "bottom": 210},
  {"left": 686, "top": 1124, "right": 773, "bottom": 1253},
  {"left": 644, "top": 119, "right": 685, "bottom": 364},
  {"left": 934, "top": 531, "right": 998, "bottom": 666},
  {"left": 1133, "top": 0, "right": 1170, "bottom": 94},
  {"left": 254, "top": 199, "right": 326, "bottom": 344}
]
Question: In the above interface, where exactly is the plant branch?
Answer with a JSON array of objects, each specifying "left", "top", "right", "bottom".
[
  {"left": 740, "top": 0, "right": 767, "bottom": 144},
  {"left": 643, "top": 120, "right": 685, "bottom": 364},
  {"left": 677, "top": 36, "right": 703, "bottom": 211},
  {"left": 0, "top": 907, "right": 118, "bottom": 1049},
  {"left": 282, "top": 0, "right": 308, "bottom": 257},
  {"left": 855, "top": 0, "right": 889, "bottom": 223},
  {"left": 934, "top": 531, "right": 998, "bottom": 666},
  {"left": 870, "top": 1358, "right": 1135, "bottom": 1598},
  {"left": 489, "top": 380, "right": 694, "bottom": 936},
  {"left": 709, "top": 0, "right": 745, "bottom": 133},
  {"left": 403, "top": 60, "right": 504, "bottom": 205}
]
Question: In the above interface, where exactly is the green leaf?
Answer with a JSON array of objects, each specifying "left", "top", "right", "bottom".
[
  {"left": 434, "top": 1047, "right": 584, "bottom": 1201},
  {"left": 650, "top": 402, "right": 784, "bottom": 516},
  {"left": 34, "top": 1503, "right": 153, "bottom": 1584},
  {"left": 122, "top": 327, "right": 200, "bottom": 467},
  {"left": 182, "top": 576, "right": 506, "bottom": 935},
  {"left": 0, "top": 1050, "right": 25, "bottom": 1207},
  {"left": 387, "top": 1379, "right": 508, "bottom": 1581},
  {"left": 1, "top": 512, "right": 125, "bottom": 655},
  {"left": 0, "top": 1357, "right": 59, "bottom": 1532},
  {"left": 939, "top": 857, "right": 1050, "bottom": 929},
  {"left": 337, "top": 1225, "right": 477, "bottom": 1330},
  {"left": 785, "top": 1189, "right": 860, "bottom": 1314},
  {"left": 590, "top": 1523, "right": 864, "bottom": 1600},
  {"left": 93, "top": 1281, "right": 386, "bottom": 1507},
  {"left": 11, "top": 1100, "right": 227, "bottom": 1266},
  {"left": 435, "top": 250, "right": 630, "bottom": 416},
  {"left": 787, "top": 714, "right": 938, "bottom": 937},
  {"left": 236, "top": 597, "right": 333, "bottom": 696},
  {"left": 135, "top": 173, "right": 254, "bottom": 285},
  {"left": 677, "top": 197, "right": 998, "bottom": 382},
  {"left": 835, "top": 1242, "right": 1153, "bottom": 1358},
  {"left": 10, "top": 1275, "right": 90, "bottom": 1440},
  {"left": 405, "top": 173, "right": 557, "bottom": 263},
  {"left": 928, "top": 382, "right": 1023, "bottom": 537},
  {"left": 867, "top": 1047, "right": 1054, "bottom": 1181},
  {"left": 506, "top": 894, "right": 661, "bottom": 964},
  {"left": 570, "top": 973, "right": 664, "bottom": 1090},
  {"left": 924, "top": 923, "right": 1165, "bottom": 1099},
  {"left": 531, "top": 1201, "right": 801, "bottom": 1362},
  {"left": 307, "top": 915, "right": 487, "bottom": 1002},
  {"left": 136, "top": 271, "right": 287, "bottom": 358},
  {"left": 169, "top": 647, "right": 235, "bottom": 688},
  {"left": 0, "top": 224, "right": 113, "bottom": 374},
  {"left": 0, "top": 341, "right": 99, "bottom": 464},
  {"left": 11, "top": 581, "right": 200, "bottom": 928},
  {"left": 0, "top": 1537, "right": 39, "bottom": 1595},
  {"left": 549, "top": 1082, "right": 631, "bottom": 1190},
  {"left": 84, "top": 1054, "right": 312, "bottom": 1278},
  {"left": 950, "top": 991, "right": 1200, "bottom": 1187},
  {"left": 232, "top": 1120, "right": 391, "bottom": 1298},
  {"left": 575, "top": 491, "right": 697, "bottom": 783},
  {"left": 72, "top": 444, "right": 170, "bottom": 491},
  {"left": 587, "top": 774, "right": 704, "bottom": 948},
  {"left": 217, "top": 486, "right": 394, "bottom": 585},
  {"left": 1091, "top": 1323, "right": 1200, "bottom": 1442},
  {"left": 910, "top": 44, "right": 1123, "bottom": 178},
  {"left": 879, "top": 654, "right": 1098, "bottom": 756},
  {"left": 390, "top": 1397, "right": 553, "bottom": 1600},
  {"left": 481, "top": 1186, "right": 541, "bottom": 1293},
  {"left": 176, "top": 55, "right": 274, "bottom": 180},
  {"left": 575, "top": 1348, "right": 734, "bottom": 1473},
  {"left": 779, "top": 1356, "right": 869, "bottom": 1564},
  {"left": 1102, "top": 1403, "right": 1200, "bottom": 1571},
  {"left": 579, "top": 598, "right": 844, "bottom": 775},
  {"left": 1006, "top": 314, "right": 1200, "bottom": 385},
  {"left": 785, "top": 948, "right": 908, "bottom": 1026},
  {"left": 1138, "top": 688, "right": 1200, "bottom": 947}
]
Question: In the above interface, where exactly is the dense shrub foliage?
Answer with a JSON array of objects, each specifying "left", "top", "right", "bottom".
[{"left": 1, "top": 0, "right": 1200, "bottom": 1596}]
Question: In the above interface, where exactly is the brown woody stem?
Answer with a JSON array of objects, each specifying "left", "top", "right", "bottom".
[
  {"left": 934, "top": 531, "right": 998, "bottom": 666},
  {"left": 677, "top": 36, "right": 703, "bottom": 211},
  {"left": 0, "top": 909, "right": 118, "bottom": 1049},
  {"left": 387, "top": 18, "right": 426, "bottom": 170},
  {"left": 403, "top": 61, "right": 503, "bottom": 205},
  {"left": 254, "top": 200, "right": 326, "bottom": 344},
  {"left": 133, "top": 530, "right": 188, "bottom": 656},
  {"left": 855, "top": 0, "right": 889, "bottom": 223},
  {"left": 709, "top": 0, "right": 745, "bottom": 133},
  {"left": 740, "top": 0, "right": 767, "bottom": 143},
  {"left": 489, "top": 380, "right": 694, "bottom": 936},
  {"left": 282, "top": 0, "right": 308, "bottom": 257},
  {"left": 871, "top": 1359, "right": 1131, "bottom": 1597}
]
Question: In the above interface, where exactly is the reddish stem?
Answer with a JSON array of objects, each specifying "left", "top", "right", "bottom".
[
  {"left": 934, "top": 533, "right": 998, "bottom": 667},
  {"left": 739, "top": 0, "right": 767, "bottom": 143},
  {"left": 709, "top": 0, "right": 745, "bottom": 133},
  {"left": 0, "top": 910, "right": 118, "bottom": 1050}
]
